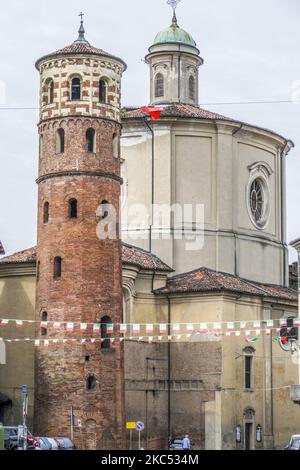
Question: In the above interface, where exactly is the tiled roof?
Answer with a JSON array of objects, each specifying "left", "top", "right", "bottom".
[
  {"left": 122, "top": 243, "right": 172, "bottom": 272},
  {"left": 0, "top": 241, "right": 4, "bottom": 255},
  {"left": 0, "top": 244, "right": 172, "bottom": 272},
  {"left": 122, "top": 104, "right": 232, "bottom": 121},
  {"left": 35, "top": 43, "right": 126, "bottom": 70},
  {"left": 154, "top": 267, "right": 298, "bottom": 301},
  {"left": 122, "top": 104, "right": 293, "bottom": 144}
]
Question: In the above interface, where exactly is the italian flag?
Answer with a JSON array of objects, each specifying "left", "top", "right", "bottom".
[
  {"left": 91, "top": 338, "right": 96, "bottom": 343},
  {"left": 0, "top": 319, "right": 9, "bottom": 326},
  {"left": 200, "top": 323, "right": 208, "bottom": 333},
  {"left": 266, "top": 320, "right": 274, "bottom": 330},
  {"left": 93, "top": 324, "right": 100, "bottom": 334},
  {"left": 213, "top": 323, "right": 221, "bottom": 332},
  {"left": 80, "top": 323, "right": 87, "bottom": 332},
  {"left": 294, "top": 318, "right": 300, "bottom": 327},
  {"left": 253, "top": 321, "right": 261, "bottom": 330},
  {"left": 16, "top": 321, "right": 24, "bottom": 328},
  {"left": 159, "top": 324, "right": 167, "bottom": 334},
  {"left": 255, "top": 330, "right": 261, "bottom": 336},
  {"left": 44, "top": 340, "right": 49, "bottom": 347},
  {"left": 34, "top": 340, "right": 40, "bottom": 347},
  {"left": 133, "top": 324, "right": 140, "bottom": 334},
  {"left": 41, "top": 321, "right": 48, "bottom": 329},
  {"left": 245, "top": 330, "right": 251, "bottom": 338},
  {"left": 120, "top": 324, "right": 127, "bottom": 334},
  {"left": 225, "top": 331, "right": 231, "bottom": 337},
  {"left": 107, "top": 324, "right": 114, "bottom": 334},
  {"left": 146, "top": 324, "right": 154, "bottom": 334},
  {"left": 66, "top": 322, "right": 74, "bottom": 332},
  {"left": 172, "top": 324, "right": 180, "bottom": 334},
  {"left": 187, "top": 324, "right": 194, "bottom": 334},
  {"left": 240, "top": 322, "right": 246, "bottom": 330},
  {"left": 157, "top": 336, "right": 162, "bottom": 343},
  {"left": 148, "top": 337, "right": 153, "bottom": 344},
  {"left": 279, "top": 319, "right": 287, "bottom": 327},
  {"left": 235, "top": 331, "right": 241, "bottom": 337},
  {"left": 53, "top": 322, "right": 61, "bottom": 330},
  {"left": 245, "top": 337, "right": 258, "bottom": 344},
  {"left": 227, "top": 322, "right": 235, "bottom": 332}
]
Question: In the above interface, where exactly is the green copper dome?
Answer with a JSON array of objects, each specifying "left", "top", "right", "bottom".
[{"left": 153, "top": 14, "right": 197, "bottom": 48}]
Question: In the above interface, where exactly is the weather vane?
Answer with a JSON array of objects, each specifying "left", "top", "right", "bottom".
[{"left": 167, "top": 0, "right": 182, "bottom": 13}]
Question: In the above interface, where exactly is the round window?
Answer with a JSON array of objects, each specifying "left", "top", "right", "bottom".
[
  {"left": 250, "top": 179, "right": 264, "bottom": 223},
  {"left": 247, "top": 176, "right": 270, "bottom": 229}
]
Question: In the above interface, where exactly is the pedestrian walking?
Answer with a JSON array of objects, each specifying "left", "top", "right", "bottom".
[{"left": 182, "top": 434, "right": 191, "bottom": 450}]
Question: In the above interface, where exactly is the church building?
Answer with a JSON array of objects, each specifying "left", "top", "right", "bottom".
[{"left": 0, "top": 6, "right": 299, "bottom": 450}]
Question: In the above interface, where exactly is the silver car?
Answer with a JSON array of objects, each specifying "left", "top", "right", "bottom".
[{"left": 283, "top": 435, "right": 300, "bottom": 450}]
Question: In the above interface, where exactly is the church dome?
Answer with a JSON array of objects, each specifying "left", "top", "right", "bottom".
[{"left": 153, "top": 14, "right": 197, "bottom": 48}]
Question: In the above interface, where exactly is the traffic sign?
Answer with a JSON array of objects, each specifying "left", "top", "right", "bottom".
[
  {"left": 126, "top": 422, "right": 136, "bottom": 430},
  {"left": 136, "top": 421, "right": 145, "bottom": 432},
  {"left": 22, "top": 385, "right": 28, "bottom": 395}
]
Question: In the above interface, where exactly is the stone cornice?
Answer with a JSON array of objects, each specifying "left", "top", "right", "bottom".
[
  {"left": 0, "top": 262, "right": 36, "bottom": 278},
  {"left": 36, "top": 171, "right": 123, "bottom": 185}
]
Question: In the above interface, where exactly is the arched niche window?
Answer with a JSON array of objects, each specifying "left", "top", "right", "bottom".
[
  {"left": 71, "top": 77, "right": 81, "bottom": 101},
  {"left": 99, "top": 79, "right": 108, "bottom": 103},
  {"left": 189, "top": 75, "right": 195, "bottom": 100},
  {"left": 68, "top": 199, "right": 77, "bottom": 219},
  {"left": 86, "top": 375, "right": 97, "bottom": 391},
  {"left": 99, "top": 200, "right": 109, "bottom": 220},
  {"left": 86, "top": 128, "right": 96, "bottom": 153},
  {"left": 49, "top": 80, "right": 54, "bottom": 104},
  {"left": 43, "top": 202, "right": 49, "bottom": 224},
  {"left": 41, "top": 311, "right": 48, "bottom": 336},
  {"left": 37, "top": 260, "right": 40, "bottom": 282},
  {"left": 39, "top": 135, "right": 43, "bottom": 160},
  {"left": 56, "top": 128, "right": 65, "bottom": 154},
  {"left": 53, "top": 256, "right": 62, "bottom": 279},
  {"left": 154, "top": 73, "right": 164, "bottom": 98},
  {"left": 112, "top": 133, "right": 119, "bottom": 158},
  {"left": 101, "top": 316, "right": 113, "bottom": 350},
  {"left": 244, "top": 347, "right": 255, "bottom": 390}
]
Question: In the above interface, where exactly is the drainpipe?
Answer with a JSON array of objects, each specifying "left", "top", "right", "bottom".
[
  {"left": 167, "top": 296, "right": 171, "bottom": 443},
  {"left": 280, "top": 141, "right": 290, "bottom": 287},
  {"left": 144, "top": 119, "right": 155, "bottom": 254}
]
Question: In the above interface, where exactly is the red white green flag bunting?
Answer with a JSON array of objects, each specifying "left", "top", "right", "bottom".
[
  {"left": 294, "top": 318, "right": 300, "bottom": 327},
  {"left": 187, "top": 324, "right": 194, "bottom": 333},
  {"left": 213, "top": 323, "right": 221, "bottom": 332},
  {"left": 235, "top": 331, "right": 241, "bottom": 337},
  {"left": 93, "top": 324, "right": 100, "bottom": 334},
  {"left": 279, "top": 319, "right": 287, "bottom": 327},
  {"left": 159, "top": 324, "right": 167, "bottom": 334},
  {"left": 172, "top": 324, "right": 180, "bottom": 334},
  {"left": 66, "top": 323, "right": 74, "bottom": 332},
  {"left": 120, "top": 324, "right": 127, "bottom": 334},
  {"left": 266, "top": 320, "right": 274, "bottom": 330},
  {"left": 16, "top": 321, "right": 23, "bottom": 328},
  {"left": 133, "top": 324, "right": 140, "bottom": 334},
  {"left": 227, "top": 322, "right": 235, "bottom": 331},
  {"left": 146, "top": 324, "right": 154, "bottom": 334},
  {"left": 0, "top": 319, "right": 9, "bottom": 326},
  {"left": 53, "top": 322, "right": 61, "bottom": 330},
  {"left": 240, "top": 322, "right": 246, "bottom": 330},
  {"left": 200, "top": 323, "right": 208, "bottom": 333},
  {"left": 253, "top": 321, "right": 261, "bottom": 330},
  {"left": 80, "top": 323, "right": 87, "bottom": 332},
  {"left": 107, "top": 324, "right": 114, "bottom": 334}
]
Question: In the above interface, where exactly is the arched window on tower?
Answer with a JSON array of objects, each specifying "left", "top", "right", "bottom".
[
  {"left": 41, "top": 311, "right": 48, "bottom": 336},
  {"left": 189, "top": 75, "right": 196, "bottom": 101},
  {"left": 49, "top": 80, "right": 54, "bottom": 104},
  {"left": 68, "top": 199, "right": 78, "bottom": 219},
  {"left": 101, "top": 316, "right": 113, "bottom": 350},
  {"left": 56, "top": 128, "right": 65, "bottom": 154},
  {"left": 155, "top": 73, "right": 164, "bottom": 98},
  {"left": 86, "top": 128, "right": 96, "bottom": 153},
  {"left": 43, "top": 202, "right": 49, "bottom": 224},
  {"left": 86, "top": 375, "right": 97, "bottom": 390},
  {"left": 112, "top": 133, "right": 119, "bottom": 158},
  {"left": 99, "top": 79, "right": 108, "bottom": 103},
  {"left": 53, "top": 256, "right": 62, "bottom": 279},
  {"left": 99, "top": 200, "right": 109, "bottom": 220},
  {"left": 71, "top": 77, "right": 81, "bottom": 101}
]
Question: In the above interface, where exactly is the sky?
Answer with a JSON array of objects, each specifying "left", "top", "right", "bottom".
[{"left": 0, "top": 0, "right": 299, "bottom": 262}]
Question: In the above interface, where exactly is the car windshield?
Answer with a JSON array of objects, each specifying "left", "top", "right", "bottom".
[
  {"left": 173, "top": 440, "right": 183, "bottom": 444},
  {"left": 292, "top": 438, "right": 300, "bottom": 448}
]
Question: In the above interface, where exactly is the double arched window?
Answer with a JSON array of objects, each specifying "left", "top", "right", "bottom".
[
  {"left": 71, "top": 77, "right": 81, "bottom": 101},
  {"left": 155, "top": 73, "right": 164, "bottom": 98},
  {"left": 99, "top": 79, "right": 108, "bottom": 103},
  {"left": 48, "top": 80, "right": 54, "bottom": 104}
]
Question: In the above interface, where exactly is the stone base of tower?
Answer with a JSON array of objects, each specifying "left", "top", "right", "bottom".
[{"left": 34, "top": 342, "right": 126, "bottom": 450}]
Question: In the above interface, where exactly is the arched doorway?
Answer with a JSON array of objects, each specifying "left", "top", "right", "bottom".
[{"left": 243, "top": 408, "right": 255, "bottom": 450}]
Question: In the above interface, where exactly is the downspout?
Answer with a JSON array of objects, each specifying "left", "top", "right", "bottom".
[
  {"left": 167, "top": 296, "right": 171, "bottom": 443},
  {"left": 280, "top": 141, "right": 291, "bottom": 287},
  {"left": 144, "top": 119, "right": 155, "bottom": 253}
]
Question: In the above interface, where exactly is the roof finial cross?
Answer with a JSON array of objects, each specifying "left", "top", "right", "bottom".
[
  {"left": 73, "top": 12, "right": 90, "bottom": 45},
  {"left": 79, "top": 11, "right": 84, "bottom": 23},
  {"left": 167, "top": 0, "right": 182, "bottom": 14}
]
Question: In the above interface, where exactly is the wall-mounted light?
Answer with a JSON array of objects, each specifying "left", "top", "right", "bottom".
[
  {"left": 256, "top": 425, "right": 262, "bottom": 442},
  {"left": 236, "top": 425, "right": 241, "bottom": 443}
]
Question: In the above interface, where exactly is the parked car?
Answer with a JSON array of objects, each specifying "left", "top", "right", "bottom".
[
  {"left": 169, "top": 438, "right": 184, "bottom": 450},
  {"left": 4, "top": 427, "right": 35, "bottom": 450},
  {"left": 34, "top": 437, "right": 54, "bottom": 450},
  {"left": 54, "top": 437, "right": 76, "bottom": 450},
  {"left": 283, "top": 435, "right": 300, "bottom": 450}
]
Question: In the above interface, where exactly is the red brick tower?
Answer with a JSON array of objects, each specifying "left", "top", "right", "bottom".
[{"left": 34, "top": 18, "right": 126, "bottom": 449}]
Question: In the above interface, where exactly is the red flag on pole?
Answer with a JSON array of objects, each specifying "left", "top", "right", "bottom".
[{"left": 141, "top": 106, "right": 162, "bottom": 121}]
